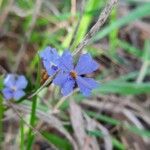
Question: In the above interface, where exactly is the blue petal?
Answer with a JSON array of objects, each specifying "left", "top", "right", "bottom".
[
  {"left": 43, "top": 60, "right": 58, "bottom": 76},
  {"left": 39, "top": 46, "right": 60, "bottom": 76},
  {"left": 53, "top": 71, "right": 69, "bottom": 86},
  {"left": 15, "top": 75, "right": 28, "bottom": 89},
  {"left": 13, "top": 90, "right": 25, "bottom": 100},
  {"left": 61, "top": 79, "right": 75, "bottom": 96},
  {"left": 59, "top": 51, "right": 74, "bottom": 72},
  {"left": 76, "top": 76, "right": 98, "bottom": 96},
  {"left": 39, "top": 46, "right": 59, "bottom": 64},
  {"left": 75, "top": 53, "right": 99, "bottom": 75},
  {"left": 2, "top": 88, "right": 13, "bottom": 100},
  {"left": 4, "top": 74, "right": 16, "bottom": 87}
]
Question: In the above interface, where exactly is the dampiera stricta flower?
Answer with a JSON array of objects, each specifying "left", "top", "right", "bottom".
[
  {"left": 53, "top": 51, "right": 99, "bottom": 96},
  {"left": 39, "top": 46, "right": 60, "bottom": 76},
  {"left": 2, "top": 74, "right": 28, "bottom": 100}
]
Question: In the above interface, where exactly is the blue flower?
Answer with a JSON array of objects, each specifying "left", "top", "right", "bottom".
[
  {"left": 53, "top": 51, "right": 99, "bottom": 96},
  {"left": 39, "top": 46, "right": 60, "bottom": 76},
  {"left": 2, "top": 74, "right": 28, "bottom": 100}
]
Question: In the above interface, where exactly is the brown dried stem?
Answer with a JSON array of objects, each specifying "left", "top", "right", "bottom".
[{"left": 73, "top": 0, "right": 118, "bottom": 55}]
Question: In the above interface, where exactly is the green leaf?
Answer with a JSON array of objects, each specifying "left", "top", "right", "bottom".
[
  {"left": 86, "top": 111, "right": 120, "bottom": 126},
  {"left": 126, "top": 125, "right": 150, "bottom": 138},
  {"left": 143, "top": 40, "right": 150, "bottom": 61},
  {"left": 42, "top": 132, "right": 72, "bottom": 150},
  {"left": 87, "top": 130, "right": 103, "bottom": 137},
  {"left": 95, "top": 81, "right": 150, "bottom": 95},
  {"left": 112, "top": 138, "right": 126, "bottom": 150}
]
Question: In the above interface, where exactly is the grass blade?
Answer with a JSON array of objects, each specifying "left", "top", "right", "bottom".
[{"left": 93, "top": 4, "right": 150, "bottom": 41}]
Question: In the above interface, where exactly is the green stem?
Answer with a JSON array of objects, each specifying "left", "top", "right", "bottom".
[
  {"left": 26, "top": 96, "right": 37, "bottom": 150},
  {"left": 20, "top": 119, "right": 24, "bottom": 150},
  {"left": 109, "top": 8, "right": 118, "bottom": 56},
  {"left": 0, "top": 0, "right": 3, "bottom": 8},
  {"left": 0, "top": 95, "right": 4, "bottom": 149},
  {"left": 27, "top": 58, "right": 41, "bottom": 150}
]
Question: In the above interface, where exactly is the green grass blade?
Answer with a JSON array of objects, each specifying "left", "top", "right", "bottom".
[
  {"left": 117, "top": 39, "right": 143, "bottom": 58},
  {"left": 63, "top": 0, "right": 102, "bottom": 49},
  {"left": 109, "top": 8, "right": 118, "bottom": 55},
  {"left": 93, "top": 4, "right": 150, "bottom": 41},
  {"left": 42, "top": 132, "right": 72, "bottom": 150},
  {"left": 86, "top": 111, "right": 120, "bottom": 126},
  {"left": 20, "top": 119, "right": 24, "bottom": 150},
  {"left": 0, "top": 76, "right": 4, "bottom": 90},
  {"left": 88, "top": 130, "right": 126, "bottom": 150},
  {"left": 87, "top": 111, "right": 150, "bottom": 138},
  {"left": 95, "top": 81, "right": 150, "bottom": 95},
  {"left": 26, "top": 97, "right": 37, "bottom": 150}
]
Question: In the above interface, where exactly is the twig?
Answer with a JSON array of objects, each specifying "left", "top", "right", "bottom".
[
  {"left": 73, "top": 0, "right": 118, "bottom": 55},
  {"left": 28, "top": 76, "right": 53, "bottom": 99},
  {"left": 28, "top": 69, "right": 59, "bottom": 99}
]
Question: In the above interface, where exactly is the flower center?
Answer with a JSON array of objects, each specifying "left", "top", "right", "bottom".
[
  {"left": 70, "top": 70, "right": 77, "bottom": 79},
  {"left": 11, "top": 86, "right": 17, "bottom": 91}
]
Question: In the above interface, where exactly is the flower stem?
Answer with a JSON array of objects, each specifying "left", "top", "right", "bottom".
[
  {"left": 26, "top": 97, "right": 37, "bottom": 150},
  {"left": 0, "top": 95, "right": 4, "bottom": 149},
  {"left": 20, "top": 119, "right": 24, "bottom": 150}
]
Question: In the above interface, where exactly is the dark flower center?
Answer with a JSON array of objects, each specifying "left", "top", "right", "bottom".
[
  {"left": 70, "top": 70, "right": 77, "bottom": 79},
  {"left": 51, "top": 65, "right": 58, "bottom": 71}
]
